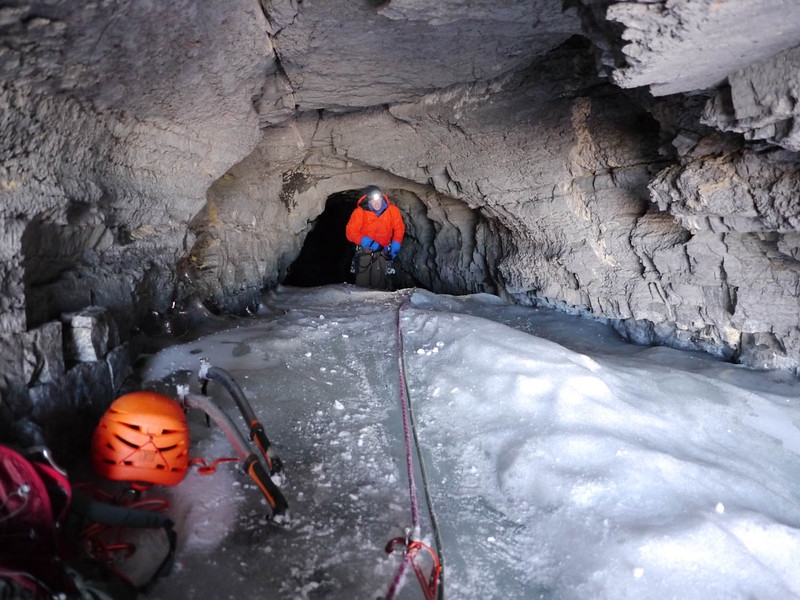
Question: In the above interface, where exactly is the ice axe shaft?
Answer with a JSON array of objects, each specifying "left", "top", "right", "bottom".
[
  {"left": 199, "top": 360, "right": 282, "bottom": 474},
  {"left": 182, "top": 392, "right": 288, "bottom": 518}
]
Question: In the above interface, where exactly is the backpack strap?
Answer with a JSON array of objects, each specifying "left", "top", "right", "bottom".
[{"left": 26, "top": 446, "right": 72, "bottom": 525}]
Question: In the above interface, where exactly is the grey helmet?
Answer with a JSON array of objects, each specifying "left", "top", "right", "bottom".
[{"left": 363, "top": 185, "right": 383, "bottom": 203}]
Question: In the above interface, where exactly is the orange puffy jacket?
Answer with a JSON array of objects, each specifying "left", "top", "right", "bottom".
[{"left": 345, "top": 193, "right": 405, "bottom": 248}]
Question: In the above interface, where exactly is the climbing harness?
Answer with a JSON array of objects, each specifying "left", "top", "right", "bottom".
[
  {"left": 1, "top": 443, "right": 176, "bottom": 597},
  {"left": 188, "top": 456, "right": 239, "bottom": 475},
  {"left": 384, "top": 293, "right": 444, "bottom": 600},
  {"left": 351, "top": 245, "right": 396, "bottom": 277}
]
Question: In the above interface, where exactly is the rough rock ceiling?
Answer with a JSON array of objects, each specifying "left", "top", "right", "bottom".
[{"left": 257, "top": 0, "right": 580, "bottom": 121}]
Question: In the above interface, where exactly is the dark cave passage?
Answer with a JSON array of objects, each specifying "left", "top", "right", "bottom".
[
  {"left": 282, "top": 190, "right": 360, "bottom": 287},
  {"left": 282, "top": 188, "right": 427, "bottom": 291},
  {"left": 281, "top": 187, "right": 504, "bottom": 295}
]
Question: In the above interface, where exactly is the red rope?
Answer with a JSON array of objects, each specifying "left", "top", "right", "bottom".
[
  {"left": 384, "top": 296, "right": 442, "bottom": 600},
  {"left": 77, "top": 487, "right": 171, "bottom": 577},
  {"left": 76, "top": 453, "right": 237, "bottom": 580},
  {"left": 188, "top": 456, "right": 238, "bottom": 474}
]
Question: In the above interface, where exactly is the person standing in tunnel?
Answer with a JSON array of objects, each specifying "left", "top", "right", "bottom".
[{"left": 345, "top": 185, "right": 405, "bottom": 290}]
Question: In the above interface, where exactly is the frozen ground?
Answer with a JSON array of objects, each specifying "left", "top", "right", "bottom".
[{"left": 133, "top": 284, "right": 800, "bottom": 599}]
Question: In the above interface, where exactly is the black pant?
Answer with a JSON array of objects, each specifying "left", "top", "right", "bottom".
[{"left": 355, "top": 250, "right": 388, "bottom": 290}]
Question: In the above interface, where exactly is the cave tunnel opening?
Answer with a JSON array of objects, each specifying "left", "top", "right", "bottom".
[
  {"left": 283, "top": 188, "right": 426, "bottom": 291},
  {"left": 282, "top": 187, "right": 498, "bottom": 295},
  {"left": 282, "top": 190, "right": 361, "bottom": 288}
]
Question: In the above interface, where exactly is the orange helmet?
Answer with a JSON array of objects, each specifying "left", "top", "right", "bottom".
[{"left": 91, "top": 391, "right": 190, "bottom": 486}]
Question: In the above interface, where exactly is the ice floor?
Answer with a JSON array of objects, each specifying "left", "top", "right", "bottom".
[{"left": 131, "top": 285, "right": 800, "bottom": 600}]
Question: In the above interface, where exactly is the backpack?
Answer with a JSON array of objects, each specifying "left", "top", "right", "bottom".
[
  {"left": 0, "top": 444, "right": 75, "bottom": 596},
  {"left": 0, "top": 444, "right": 175, "bottom": 599}
]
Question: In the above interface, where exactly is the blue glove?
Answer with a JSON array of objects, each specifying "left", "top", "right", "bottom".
[
  {"left": 389, "top": 241, "right": 401, "bottom": 259},
  {"left": 360, "top": 236, "right": 380, "bottom": 251}
]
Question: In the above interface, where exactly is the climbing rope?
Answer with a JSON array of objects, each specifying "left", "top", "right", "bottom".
[
  {"left": 75, "top": 484, "right": 171, "bottom": 578},
  {"left": 384, "top": 292, "right": 444, "bottom": 600}
]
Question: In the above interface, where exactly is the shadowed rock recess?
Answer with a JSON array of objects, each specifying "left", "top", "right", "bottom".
[{"left": 3, "top": 0, "right": 800, "bottom": 454}]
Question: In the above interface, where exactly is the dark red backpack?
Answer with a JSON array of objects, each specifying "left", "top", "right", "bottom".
[
  {"left": 0, "top": 444, "right": 75, "bottom": 597},
  {"left": 0, "top": 444, "right": 175, "bottom": 599}
]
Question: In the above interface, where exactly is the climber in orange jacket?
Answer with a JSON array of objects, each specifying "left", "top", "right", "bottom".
[{"left": 345, "top": 185, "right": 405, "bottom": 289}]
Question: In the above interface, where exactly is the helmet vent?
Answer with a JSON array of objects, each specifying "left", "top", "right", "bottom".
[{"left": 114, "top": 434, "right": 140, "bottom": 449}]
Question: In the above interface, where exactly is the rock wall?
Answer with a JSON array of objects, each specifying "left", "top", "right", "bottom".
[
  {"left": 0, "top": 0, "right": 271, "bottom": 453},
  {"left": 3, "top": 0, "right": 800, "bottom": 452},
  {"left": 182, "top": 111, "right": 507, "bottom": 311},
  {"left": 703, "top": 46, "right": 800, "bottom": 152},
  {"left": 182, "top": 31, "right": 800, "bottom": 371},
  {"left": 602, "top": 0, "right": 800, "bottom": 96}
]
